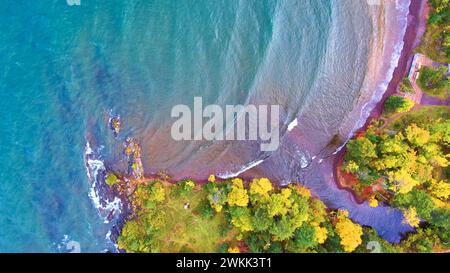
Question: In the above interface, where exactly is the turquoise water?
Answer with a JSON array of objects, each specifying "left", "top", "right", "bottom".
[
  {"left": 0, "top": 1, "right": 113, "bottom": 252},
  {"left": 0, "top": 0, "right": 410, "bottom": 252},
  {"left": 0, "top": 0, "right": 332, "bottom": 252}
]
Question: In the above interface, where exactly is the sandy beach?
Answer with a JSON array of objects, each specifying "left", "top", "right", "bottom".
[
  {"left": 83, "top": 0, "right": 429, "bottom": 247},
  {"left": 333, "top": 0, "right": 428, "bottom": 199},
  {"left": 232, "top": 0, "right": 428, "bottom": 243},
  {"left": 363, "top": 0, "right": 427, "bottom": 128}
]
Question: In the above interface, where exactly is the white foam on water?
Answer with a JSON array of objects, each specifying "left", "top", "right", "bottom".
[
  {"left": 287, "top": 118, "right": 298, "bottom": 132},
  {"left": 66, "top": 0, "right": 81, "bottom": 6},
  {"left": 56, "top": 235, "right": 81, "bottom": 253},
  {"left": 105, "top": 230, "right": 112, "bottom": 240},
  {"left": 217, "top": 117, "right": 302, "bottom": 179},
  {"left": 86, "top": 158, "right": 105, "bottom": 210},
  {"left": 333, "top": 0, "right": 411, "bottom": 155},
  {"left": 84, "top": 141, "right": 123, "bottom": 223},
  {"left": 299, "top": 153, "right": 309, "bottom": 168},
  {"left": 218, "top": 159, "right": 264, "bottom": 179},
  {"left": 102, "top": 197, "right": 122, "bottom": 224},
  {"left": 85, "top": 141, "right": 93, "bottom": 155},
  {"left": 280, "top": 179, "right": 292, "bottom": 186}
]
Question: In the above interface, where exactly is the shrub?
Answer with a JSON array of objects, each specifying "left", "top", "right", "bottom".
[
  {"left": 105, "top": 173, "right": 119, "bottom": 187},
  {"left": 417, "top": 66, "right": 449, "bottom": 99},
  {"left": 176, "top": 179, "right": 195, "bottom": 197},
  {"left": 384, "top": 96, "right": 414, "bottom": 114},
  {"left": 399, "top": 78, "right": 414, "bottom": 93},
  {"left": 418, "top": 66, "right": 448, "bottom": 90}
]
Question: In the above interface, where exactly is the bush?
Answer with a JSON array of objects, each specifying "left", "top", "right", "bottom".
[
  {"left": 384, "top": 96, "right": 414, "bottom": 114},
  {"left": 176, "top": 179, "right": 195, "bottom": 197},
  {"left": 417, "top": 0, "right": 450, "bottom": 62},
  {"left": 105, "top": 173, "right": 119, "bottom": 187},
  {"left": 196, "top": 199, "right": 215, "bottom": 220},
  {"left": 419, "top": 66, "right": 448, "bottom": 89},
  {"left": 418, "top": 66, "right": 449, "bottom": 99},
  {"left": 399, "top": 78, "right": 414, "bottom": 94}
]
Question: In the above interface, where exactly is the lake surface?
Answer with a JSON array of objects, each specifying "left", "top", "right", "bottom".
[{"left": 0, "top": 0, "right": 409, "bottom": 252}]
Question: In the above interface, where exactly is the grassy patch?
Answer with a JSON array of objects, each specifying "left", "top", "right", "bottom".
[
  {"left": 155, "top": 185, "right": 233, "bottom": 253},
  {"left": 421, "top": 84, "right": 449, "bottom": 100},
  {"left": 388, "top": 106, "right": 450, "bottom": 132}
]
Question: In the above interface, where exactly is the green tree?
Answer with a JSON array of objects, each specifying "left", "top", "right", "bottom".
[
  {"left": 418, "top": 66, "right": 449, "bottom": 99},
  {"left": 251, "top": 207, "right": 272, "bottom": 232},
  {"left": 292, "top": 223, "right": 318, "bottom": 251},
  {"left": 430, "top": 208, "right": 450, "bottom": 230},
  {"left": 229, "top": 206, "right": 253, "bottom": 232},
  {"left": 384, "top": 96, "right": 414, "bottom": 114},
  {"left": 269, "top": 216, "right": 296, "bottom": 241},
  {"left": 196, "top": 200, "right": 215, "bottom": 219},
  {"left": 394, "top": 189, "right": 436, "bottom": 221},
  {"left": 346, "top": 137, "right": 378, "bottom": 166},
  {"left": 429, "top": 0, "right": 449, "bottom": 14},
  {"left": 401, "top": 228, "right": 438, "bottom": 253},
  {"left": 419, "top": 66, "right": 447, "bottom": 88}
]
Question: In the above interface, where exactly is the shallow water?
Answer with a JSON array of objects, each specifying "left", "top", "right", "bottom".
[{"left": 0, "top": 0, "right": 409, "bottom": 251}]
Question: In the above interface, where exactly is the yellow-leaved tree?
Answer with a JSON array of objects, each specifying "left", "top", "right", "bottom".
[
  {"left": 405, "top": 124, "right": 430, "bottom": 147},
  {"left": 388, "top": 169, "right": 419, "bottom": 194},
  {"left": 402, "top": 207, "right": 421, "bottom": 228},
  {"left": 335, "top": 210, "right": 363, "bottom": 253},
  {"left": 149, "top": 182, "right": 166, "bottom": 203},
  {"left": 344, "top": 160, "right": 360, "bottom": 174},
  {"left": 208, "top": 174, "right": 216, "bottom": 183},
  {"left": 228, "top": 246, "right": 240, "bottom": 253},
  {"left": 227, "top": 178, "right": 249, "bottom": 207},
  {"left": 291, "top": 184, "right": 312, "bottom": 198},
  {"left": 314, "top": 225, "right": 328, "bottom": 244},
  {"left": 428, "top": 180, "right": 450, "bottom": 200},
  {"left": 368, "top": 195, "right": 379, "bottom": 208},
  {"left": 266, "top": 188, "right": 293, "bottom": 217},
  {"left": 249, "top": 178, "right": 273, "bottom": 197}
]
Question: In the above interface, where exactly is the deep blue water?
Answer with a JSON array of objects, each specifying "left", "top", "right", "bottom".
[{"left": 0, "top": 0, "right": 411, "bottom": 252}]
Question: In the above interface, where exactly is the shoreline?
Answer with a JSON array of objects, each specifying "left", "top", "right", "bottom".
[
  {"left": 85, "top": 0, "right": 429, "bottom": 249},
  {"left": 332, "top": 0, "right": 427, "bottom": 202}
]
